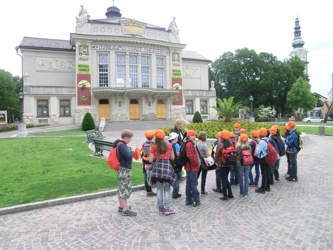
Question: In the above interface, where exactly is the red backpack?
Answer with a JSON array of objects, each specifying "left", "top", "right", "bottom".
[
  {"left": 107, "top": 142, "right": 124, "bottom": 171},
  {"left": 240, "top": 148, "right": 254, "bottom": 166},
  {"left": 262, "top": 139, "right": 278, "bottom": 166},
  {"left": 222, "top": 141, "right": 237, "bottom": 165}
]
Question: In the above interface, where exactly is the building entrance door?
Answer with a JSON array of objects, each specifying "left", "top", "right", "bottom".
[
  {"left": 157, "top": 99, "right": 166, "bottom": 119},
  {"left": 129, "top": 99, "right": 140, "bottom": 120},
  {"left": 98, "top": 99, "right": 110, "bottom": 120}
]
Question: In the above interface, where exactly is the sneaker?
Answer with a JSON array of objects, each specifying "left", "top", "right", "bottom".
[
  {"left": 212, "top": 188, "right": 222, "bottom": 193},
  {"left": 255, "top": 188, "right": 265, "bottom": 194},
  {"left": 147, "top": 192, "right": 157, "bottom": 197},
  {"left": 287, "top": 177, "right": 298, "bottom": 182},
  {"left": 164, "top": 208, "right": 176, "bottom": 215},
  {"left": 228, "top": 194, "right": 234, "bottom": 199},
  {"left": 186, "top": 202, "right": 194, "bottom": 206},
  {"left": 220, "top": 197, "right": 228, "bottom": 201},
  {"left": 265, "top": 187, "right": 271, "bottom": 192},
  {"left": 158, "top": 207, "right": 165, "bottom": 213},
  {"left": 193, "top": 202, "right": 200, "bottom": 207},
  {"left": 172, "top": 194, "right": 182, "bottom": 199},
  {"left": 244, "top": 195, "right": 248, "bottom": 198},
  {"left": 283, "top": 173, "right": 290, "bottom": 178},
  {"left": 201, "top": 191, "right": 208, "bottom": 195},
  {"left": 275, "top": 178, "right": 280, "bottom": 181},
  {"left": 249, "top": 182, "right": 256, "bottom": 186},
  {"left": 122, "top": 209, "right": 137, "bottom": 217},
  {"left": 118, "top": 206, "right": 131, "bottom": 212}
]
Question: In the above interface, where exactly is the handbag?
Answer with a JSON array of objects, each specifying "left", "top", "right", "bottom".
[
  {"left": 147, "top": 155, "right": 160, "bottom": 186},
  {"left": 196, "top": 145, "right": 217, "bottom": 171}
]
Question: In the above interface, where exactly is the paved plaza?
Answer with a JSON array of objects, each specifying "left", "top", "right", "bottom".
[{"left": 0, "top": 122, "right": 333, "bottom": 249}]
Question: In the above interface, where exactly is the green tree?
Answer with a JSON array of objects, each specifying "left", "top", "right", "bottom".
[
  {"left": 0, "top": 69, "right": 20, "bottom": 122},
  {"left": 212, "top": 96, "right": 243, "bottom": 122},
  {"left": 81, "top": 112, "right": 96, "bottom": 131},
  {"left": 313, "top": 93, "right": 324, "bottom": 107},
  {"left": 192, "top": 111, "right": 203, "bottom": 123},
  {"left": 287, "top": 77, "right": 316, "bottom": 113}
]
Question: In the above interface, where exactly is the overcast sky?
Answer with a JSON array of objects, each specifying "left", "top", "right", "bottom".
[{"left": 1, "top": 0, "right": 332, "bottom": 97}]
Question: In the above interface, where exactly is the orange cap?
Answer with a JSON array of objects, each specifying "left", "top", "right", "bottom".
[
  {"left": 269, "top": 127, "right": 277, "bottom": 135},
  {"left": 221, "top": 130, "right": 230, "bottom": 140},
  {"left": 259, "top": 128, "right": 268, "bottom": 137},
  {"left": 250, "top": 130, "right": 259, "bottom": 138},
  {"left": 144, "top": 131, "right": 154, "bottom": 139},
  {"left": 154, "top": 129, "right": 165, "bottom": 140},
  {"left": 239, "top": 134, "right": 248, "bottom": 142}
]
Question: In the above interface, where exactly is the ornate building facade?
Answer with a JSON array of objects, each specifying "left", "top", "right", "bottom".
[{"left": 18, "top": 4, "right": 217, "bottom": 125}]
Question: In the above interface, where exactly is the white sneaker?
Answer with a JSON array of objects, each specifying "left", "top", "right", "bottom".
[{"left": 283, "top": 173, "right": 290, "bottom": 178}]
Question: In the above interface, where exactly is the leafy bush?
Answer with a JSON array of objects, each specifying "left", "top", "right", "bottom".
[
  {"left": 82, "top": 112, "right": 96, "bottom": 131},
  {"left": 0, "top": 123, "right": 18, "bottom": 132},
  {"left": 192, "top": 111, "right": 203, "bottom": 123},
  {"left": 254, "top": 105, "right": 275, "bottom": 122}
]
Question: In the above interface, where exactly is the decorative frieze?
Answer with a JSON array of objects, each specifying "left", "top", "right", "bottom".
[{"left": 36, "top": 59, "right": 75, "bottom": 72}]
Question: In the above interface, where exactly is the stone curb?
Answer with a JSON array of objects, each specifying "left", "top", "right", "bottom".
[{"left": 0, "top": 185, "right": 145, "bottom": 216}]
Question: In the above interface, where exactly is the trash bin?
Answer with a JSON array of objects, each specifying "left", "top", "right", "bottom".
[{"left": 318, "top": 126, "right": 325, "bottom": 136}]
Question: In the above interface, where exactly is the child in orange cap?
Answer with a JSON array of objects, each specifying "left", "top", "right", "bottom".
[
  {"left": 285, "top": 121, "right": 299, "bottom": 182},
  {"left": 249, "top": 130, "right": 260, "bottom": 186},
  {"left": 233, "top": 123, "right": 241, "bottom": 141},
  {"left": 229, "top": 131, "right": 239, "bottom": 186},
  {"left": 236, "top": 134, "right": 252, "bottom": 197},
  {"left": 141, "top": 131, "right": 156, "bottom": 197}
]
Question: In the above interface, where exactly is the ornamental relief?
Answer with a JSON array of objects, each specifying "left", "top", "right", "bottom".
[
  {"left": 36, "top": 59, "right": 75, "bottom": 71},
  {"left": 183, "top": 66, "right": 200, "bottom": 78}
]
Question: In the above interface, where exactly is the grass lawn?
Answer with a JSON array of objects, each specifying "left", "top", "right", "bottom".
[{"left": 0, "top": 135, "right": 143, "bottom": 208}]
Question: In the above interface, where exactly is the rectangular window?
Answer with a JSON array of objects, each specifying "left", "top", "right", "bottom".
[
  {"left": 129, "top": 54, "right": 138, "bottom": 88},
  {"left": 156, "top": 57, "right": 165, "bottom": 88},
  {"left": 97, "top": 54, "right": 109, "bottom": 87},
  {"left": 186, "top": 100, "right": 194, "bottom": 114},
  {"left": 116, "top": 54, "right": 126, "bottom": 87},
  {"left": 37, "top": 100, "right": 49, "bottom": 117},
  {"left": 60, "top": 100, "right": 71, "bottom": 117},
  {"left": 141, "top": 56, "right": 150, "bottom": 88},
  {"left": 200, "top": 100, "right": 208, "bottom": 114}
]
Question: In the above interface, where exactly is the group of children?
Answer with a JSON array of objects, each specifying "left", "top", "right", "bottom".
[{"left": 115, "top": 119, "right": 299, "bottom": 217}]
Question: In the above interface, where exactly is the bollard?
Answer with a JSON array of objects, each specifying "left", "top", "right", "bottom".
[{"left": 318, "top": 126, "right": 325, "bottom": 136}]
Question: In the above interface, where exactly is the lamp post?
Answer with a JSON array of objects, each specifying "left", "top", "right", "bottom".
[
  {"left": 15, "top": 46, "right": 28, "bottom": 136},
  {"left": 249, "top": 95, "right": 254, "bottom": 122}
]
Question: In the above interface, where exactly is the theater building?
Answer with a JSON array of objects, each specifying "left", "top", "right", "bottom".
[{"left": 18, "top": 4, "right": 217, "bottom": 125}]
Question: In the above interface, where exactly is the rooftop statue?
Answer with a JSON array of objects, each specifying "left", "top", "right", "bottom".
[{"left": 76, "top": 5, "right": 90, "bottom": 27}]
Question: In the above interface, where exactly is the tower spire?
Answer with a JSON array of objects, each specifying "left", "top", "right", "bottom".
[{"left": 291, "top": 17, "right": 305, "bottom": 48}]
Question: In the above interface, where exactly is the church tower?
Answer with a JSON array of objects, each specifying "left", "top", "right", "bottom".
[{"left": 289, "top": 17, "right": 308, "bottom": 75}]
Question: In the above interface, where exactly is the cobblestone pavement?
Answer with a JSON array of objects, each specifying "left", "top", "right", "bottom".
[{"left": 1, "top": 123, "right": 333, "bottom": 249}]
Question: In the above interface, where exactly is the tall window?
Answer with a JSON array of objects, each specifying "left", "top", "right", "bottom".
[
  {"left": 141, "top": 55, "right": 150, "bottom": 88},
  {"left": 129, "top": 54, "right": 138, "bottom": 87},
  {"left": 98, "top": 53, "right": 109, "bottom": 87},
  {"left": 186, "top": 100, "right": 193, "bottom": 114},
  {"left": 200, "top": 100, "right": 208, "bottom": 114},
  {"left": 116, "top": 54, "right": 126, "bottom": 87},
  {"left": 156, "top": 57, "right": 165, "bottom": 88},
  {"left": 60, "top": 100, "right": 71, "bottom": 117},
  {"left": 37, "top": 100, "right": 49, "bottom": 117}
]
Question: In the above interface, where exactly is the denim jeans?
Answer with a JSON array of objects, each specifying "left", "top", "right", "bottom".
[
  {"left": 197, "top": 167, "right": 208, "bottom": 193},
  {"left": 172, "top": 169, "right": 182, "bottom": 198},
  {"left": 220, "top": 166, "right": 232, "bottom": 198},
  {"left": 144, "top": 170, "right": 152, "bottom": 193},
  {"left": 215, "top": 168, "right": 222, "bottom": 191},
  {"left": 289, "top": 153, "right": 298, "bottom": 179},
  {"left": 238, "top": 165, "right": 250, "bottom": 196},
  {"left": 259, "top": 158, "right": 271, "bottom": 189},
  {"left": 229, "top": 164, "right": 238, "bottom": 184},
  {"left": 185, "top": 171, "right": 200, "bottom": 204},
  {"left": 249, "top": 158, "right": 260, "bottom": 184},
  {"left": 156, "top": 181, "right": 171, "bottom": 209}
]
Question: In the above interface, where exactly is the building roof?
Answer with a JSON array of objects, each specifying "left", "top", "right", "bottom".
[
  {"left": 19, "top": 37, "right": 74, "bottom": 51},
  {"left": 19, "top": 37, "right": 209, "bottom": 61}
]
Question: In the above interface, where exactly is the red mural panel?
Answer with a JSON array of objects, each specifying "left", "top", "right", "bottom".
[
  {"left": 77, "top": 74, "right": 91, "bottom": 106},
  {"left": 172, "top": 78, "right": 183, "bottom": 105}
]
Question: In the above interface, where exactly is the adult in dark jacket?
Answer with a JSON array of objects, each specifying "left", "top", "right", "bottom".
[{"left": 170, "top": 119, "right": 187, "bottom": 146}]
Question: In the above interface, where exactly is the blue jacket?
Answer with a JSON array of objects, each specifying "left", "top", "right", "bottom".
[
  {"left": 114, "top": 139, "right": 134, "bottom": 169},
  {"left": 285, "top": 130, "right": 298, "bottom": 154},
  {"left": 256, "top": 137, "right": 268, "bottom": 159}
]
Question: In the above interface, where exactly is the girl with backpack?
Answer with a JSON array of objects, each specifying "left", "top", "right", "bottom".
[
  {"left": 214, "top": 130, "right": 234, "bottom": 201},
  {"left": 148, "top": 130, "right": 176, "bottom": 215},
  {"left": 249, "top": 130, "right": 260, "bottom": 186},
  {"left": 236, "top": 134, "right": 252, "bottom": 197},
  {"left": 196, "top": 131, "right": 211, "bottom": 195}
]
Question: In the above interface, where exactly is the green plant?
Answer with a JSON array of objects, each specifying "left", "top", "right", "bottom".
[
  {"left": 254, "top": 105, "right": 275, "bottom": 122},
  {"left": 82, "top": 112, "right": 96, "bottom": 131},
  {"left": 192, "top": 111, "right": 203, "bottom": 123},
  {"left": 212, "top": 97, "right": 243, "bottom": 122}
]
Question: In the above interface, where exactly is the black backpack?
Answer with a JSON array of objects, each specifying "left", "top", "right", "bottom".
[
  {"left": 176, "top": 141, "right": 191, "bottom": 169},
  {"left": 170, "top": 143, "right": 181, "bottom": 172},
  {"left": 274, "top": 135, "right": 286, "bottom": 156}
]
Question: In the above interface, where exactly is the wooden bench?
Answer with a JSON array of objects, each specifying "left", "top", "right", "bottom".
[
  {"left": 92, "top": 138, "right": 114, "bottom": 156},
  {"left": 86, "top": 129, "right": 103, "bottom": 143}
]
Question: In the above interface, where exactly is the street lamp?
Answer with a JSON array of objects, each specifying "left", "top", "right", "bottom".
[
  {"left": 249, "top": 95, "right": 254, "bottom": 119},
  {"left": 15, "top": 46, "right": 28, "bottom": 136}
]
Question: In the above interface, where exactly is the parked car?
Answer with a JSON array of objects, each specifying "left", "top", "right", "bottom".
[{"left": 302, "top": 117, "right": 323, "bottom": 123}]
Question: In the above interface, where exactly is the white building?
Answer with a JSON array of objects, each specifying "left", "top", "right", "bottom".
[{"left": 18, "top": 4, "right": 217, "bottom": 125}]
